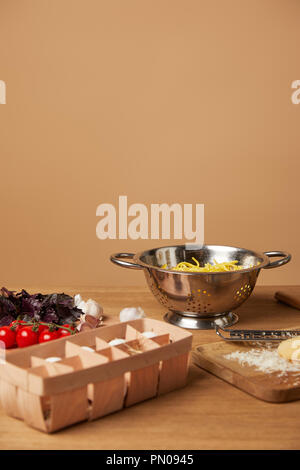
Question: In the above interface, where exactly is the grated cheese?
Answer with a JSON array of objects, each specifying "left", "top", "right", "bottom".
[{"left": 224, "top": 348, "right": 300, "bottom": 377}]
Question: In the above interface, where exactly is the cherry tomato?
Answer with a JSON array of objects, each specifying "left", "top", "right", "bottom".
[
  {"left": 16, "top": 326, "right": 38, "bottom": 348},
  {"left": 39, "top": 329, "right": 59, "bottom": 343},
  {"left": 10, "top": 320, "right": 27, "bottom": 333},
  {"left": 35, "top": 323, "right": 49, "bottom": 335},
  {"left": 0, "top": 326, "right": 16, "bottom": 349},
  {"left": 59, "top": 324, "right": 75, "bottom": 338}
]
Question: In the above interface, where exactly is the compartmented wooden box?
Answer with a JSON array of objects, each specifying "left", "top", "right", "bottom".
[{"left": 0, "top": 318, "right": 192, "bottom": 433}]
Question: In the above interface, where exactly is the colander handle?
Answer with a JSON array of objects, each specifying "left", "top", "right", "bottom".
[
  {"left": 263, "top": 251, "right": 291, "bottom": 269},
  {"left": 110, "top": 252, "right": 143, "bottom": 270}
]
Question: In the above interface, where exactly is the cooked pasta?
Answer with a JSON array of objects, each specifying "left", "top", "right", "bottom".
[{"left": 161, "top": 257, "right": 257, "bottom": 272}]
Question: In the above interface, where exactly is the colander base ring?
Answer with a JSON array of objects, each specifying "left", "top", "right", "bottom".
[{"left": 164, "top": 311, "right": 239, "bottom": 330}]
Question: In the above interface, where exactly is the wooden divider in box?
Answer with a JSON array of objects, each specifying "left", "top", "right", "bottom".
[{"left": 0, "top": 318, "right": 192, "bottom": 433}]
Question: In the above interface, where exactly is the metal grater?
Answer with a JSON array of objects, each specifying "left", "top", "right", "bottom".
[{"left": 215, "top": 325, "right": 300, "bottom": 341}]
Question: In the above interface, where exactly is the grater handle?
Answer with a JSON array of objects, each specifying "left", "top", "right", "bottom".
[
  {"left": 263, "top": 251, "right": 291, "bottom": 269},
  {"left": 110, "top": 253, "right": 143, "bottom": 270}
]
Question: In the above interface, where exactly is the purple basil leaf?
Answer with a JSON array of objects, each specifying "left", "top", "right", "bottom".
[
  {"left": 40, "top": 293, "right": 80, "bottom": 325},
  {"left": 22, "top": 313, "right": 35, "bottom": 323},
  {"left": 0, "top": 287, "right": 80, "bottom": 327},
  {"left": 0, "top": 287, "right": 16, "bottom": 297},
  {"left": 0, "top": 314, "right": 15, "bottom": 326},
  {"left": 0, "top": 296, "right": 17, "bottom": 315},
  {"left": 22, "top": 296, "right": 43, "bottom": 316},
  {"left": 42, "top": 310, "right": 59, "bottom": 324}
]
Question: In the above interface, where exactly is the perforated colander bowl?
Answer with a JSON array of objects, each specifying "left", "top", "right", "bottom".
[{"left": 110, "top": 245, "right": 291, "bottom": 329}]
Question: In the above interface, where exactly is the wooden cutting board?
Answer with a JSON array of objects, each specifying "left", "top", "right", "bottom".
[{"left": 193, "top": 341, "right": 300, "bottom": 403}]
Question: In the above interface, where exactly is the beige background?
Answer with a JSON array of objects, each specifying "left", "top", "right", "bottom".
[{"left": 0, "top": 0, "right": 299, "bottom": 288}]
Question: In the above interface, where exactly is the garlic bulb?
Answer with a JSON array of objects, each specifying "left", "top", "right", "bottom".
[
  {"left": 119, "top": 307, "right": 145, "bottom": 322},
  {"left": 141, "top": 331, "right": 157, "bottom": 339},
  {"left": 75, "top": 294, "right": 103, "bottom": 332}
]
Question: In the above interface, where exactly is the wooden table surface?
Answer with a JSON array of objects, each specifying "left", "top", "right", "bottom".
[{"left": 1, "top": 285, "right": 300, "bottom": 450}]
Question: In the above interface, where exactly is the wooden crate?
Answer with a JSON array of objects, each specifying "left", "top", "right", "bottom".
[{"left": 0, "top": 318, "right": 192, "bottom": 432}]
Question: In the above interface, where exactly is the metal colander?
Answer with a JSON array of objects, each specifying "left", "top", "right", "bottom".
[{"left": 110, "top": 245, "right": 291, "bottom": 330}]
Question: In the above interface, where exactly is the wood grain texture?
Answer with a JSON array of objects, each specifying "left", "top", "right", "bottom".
[
  {"left": 1, "top": 286, "right": 300, "bottom": 449},
  {"left": 1, "top": 318, "right": 191, "bottom": 433},
  {"left": 193, "top": 341, "right": 300, "bottom": 403},
  {"left": 159, "top": 353, "right": 190, "bottom": 395},
  {"left": 0, "top": 380, "right": 22, "bottom": 420},
  {"left": 18, "top": 389, "right": 47, "bottom": 432},
  {"left": 89, "top": 375, "right": 125, "bottom": 420},
  {"left": 48, "top": 387, "right": 88, "bottom": 433}
]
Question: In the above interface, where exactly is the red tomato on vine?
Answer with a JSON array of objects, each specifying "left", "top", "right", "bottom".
[
  {"left": 16, "top": 326, "right": 38, "bottom": 348},
  {"left": 38, "top": 329, "right": 60, "bottom": 343},
  {"left": 59, "top": 324, "right": 75, "bottom": 338},
  {"left": 10, "top": 320, "right": 27, "bottom": 333},
  {"left": 0, "top": 326, "right": 16, "bottom": 349}
]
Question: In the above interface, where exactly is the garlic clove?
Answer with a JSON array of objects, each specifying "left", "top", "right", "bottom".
[
  {"left": 81, "top": 346, "right": 95, "bottom": 353},
  {"left": 85, "top": 299, "right": 103, "bottom": 318},
  {"left": 78, "top": 322, "right": 93, "bottom": 332},
  {"left": 108, "top": 338, "right": 126, "bottom": 346},
  {"left": 77, "top": 300, "right": 88, "bottom": 314},
  {"left": 74, "top": 294, "right": 83, "bottom": 308},
  {"left": 45, "top": 357, "right": 61, "bottom": 363},
  {"left": 119, "top": 307, "right": 145, "bottom": 322},
  {"left": 141, "top": 331, "right": 157, "bottom": 339}
]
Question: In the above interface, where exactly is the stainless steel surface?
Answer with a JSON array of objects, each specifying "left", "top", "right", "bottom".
[
  {"left": 110, "top": 253, "right": 143, "bottom": 270},
  {"left": 164, "top": 311, "right": 238, "bottom": 330},
  {"left": 110, "top": 245, "right": 291, "bottom": 330},
  {"left": 262, "top": 251, "right": 292, "bottom": 269},
  {"left": 216, "top": 325, "right": 300, "bottom": 341}
]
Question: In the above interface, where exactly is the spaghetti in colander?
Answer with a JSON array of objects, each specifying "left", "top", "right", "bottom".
[{"left": 162, "top": 258, "right": 254, "bottom": 272}]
